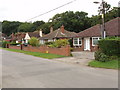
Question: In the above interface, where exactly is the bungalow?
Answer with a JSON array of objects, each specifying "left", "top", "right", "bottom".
[
  {"left": 39, "top": 25, "right": 77, "bottom": 44},
  {"left": 24, "top": 30, "right": 43, "bottom": 43},
  {"left": 73, "top": 17, "right": 120, "bottom": 52},
  {"left": 9, "top": 32, "right": 26, "bottom": 43}
]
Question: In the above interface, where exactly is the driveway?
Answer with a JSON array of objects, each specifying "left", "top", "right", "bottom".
[
  {"left": 52, "top": 51, "right": 94, "bottom": 66},
  {"left": 2, "top": 49, "right": 118, "bottom": 88}
]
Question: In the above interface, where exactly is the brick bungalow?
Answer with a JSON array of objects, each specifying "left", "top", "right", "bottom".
[
  {"left": 39, "top": 25, "right": 77, "bottom": 44},
  {"left": 73, "top": 17, "right": 120, "bottom": 52},
  {"left": 9, "top": 32, "right": 26, "bottom": 43}
]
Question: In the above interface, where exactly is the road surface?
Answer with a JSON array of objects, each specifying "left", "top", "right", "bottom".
[{"left": 2, "top": 49, "right": 118, "bottom": 88}]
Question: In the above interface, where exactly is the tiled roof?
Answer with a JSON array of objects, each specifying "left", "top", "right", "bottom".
[
  {"left": 10, "top": 32, "right": 26, "bottom": 40},
  {"left": 28, "top": 31, "right": 40, "bottom": 38},
  {"left": 76, "top": 17, "right": 120, "bottom": 37},
  {"left": 40, "top": 28, "right": 77, "bottom": 40}
]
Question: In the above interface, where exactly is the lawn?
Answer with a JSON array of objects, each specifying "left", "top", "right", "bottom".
[
  {"left": 1, "top": 48, "right": 66, "bottom": 59},
  {"left": 88, "top": 60, "right": 120, "bottom": 69}
]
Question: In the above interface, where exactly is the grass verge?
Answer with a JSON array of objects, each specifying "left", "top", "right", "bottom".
[
  {"left": 88, "top": 60, "right": 120, "bottom": 69},
  {"left": 1, "top": 48, "right": 66, "bottom": 59}
]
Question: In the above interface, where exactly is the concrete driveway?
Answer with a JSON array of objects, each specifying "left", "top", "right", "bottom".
[{"left": 2, "top": 49, "right": 118, "bottom": 88}]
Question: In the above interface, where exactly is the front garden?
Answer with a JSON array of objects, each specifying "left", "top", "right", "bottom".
[
  {"left": 1, "top": 37, "right": 71, "bottom": 58},
  {"left": 89, "top": 37, "right": 120, "bottom": 69}
]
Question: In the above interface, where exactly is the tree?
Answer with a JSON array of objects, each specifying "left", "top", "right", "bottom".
[
  {"left": 2, "top": 21, "right": 21, "bottom": 36},
  {"left": 38, "top": 22, "right": 52, "bottom": 34},
  {"left": 18, "top": 22, "right": 34, "bottom": 32},
  {"left": 33, "top": 21, "right": 45, "bottom": 30},
  {"left": 49, "top": 11, "right": 91, "bottom": 33},
  {"left": 90, "top": 7, "right": 119, "bottom": 26}
]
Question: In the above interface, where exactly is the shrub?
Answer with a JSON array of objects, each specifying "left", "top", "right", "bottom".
[
  {"left": 45, "top": 42, "right": 54, "bottom": 45},
  {"left": 10, "top": 42, "right": 21, "bottom": 45},
  {"left": 48, "top": 39, "right": 69, "bottom": 48},
  {"left": 2, "top": 41, "right": 9, "bottom": 48},
  {"left": 29, "top": 37, "right": 39, "bottom": 47},
  {"left": 98, "top": 37, "right": 120, "bottom": 56},
  {"left": 95, "top": 51, "right": 110, "bottom": 62}
]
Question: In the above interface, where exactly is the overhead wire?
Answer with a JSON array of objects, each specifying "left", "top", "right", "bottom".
[{"left": 26, "top": 0, "right": 77, "bottom": 21}]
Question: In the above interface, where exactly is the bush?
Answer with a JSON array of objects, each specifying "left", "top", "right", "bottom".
[
  {"left": 95, "top": 51, "right": 110, "bottom": 62},
  {"left": 2, "top": 41, "right": 9, "bottom": 48},
  {"left": 29, "top": 37, "right": 39, "bottom": 47},
  {"left": 10, "top": 42, "right": 21, "bottom": 45},
  {"left": 98, "top": 37, "right": 120, "bottom": 56},
  {"left": 45, "top": 41, "right": 54, "bottom": 45},
  {"left": 48, "top": 39, "right": 69, "bottom": 48}
]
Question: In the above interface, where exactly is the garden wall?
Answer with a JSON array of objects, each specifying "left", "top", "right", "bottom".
[{"left": 8, "top": 44, "right": 71, "bottom": 56}]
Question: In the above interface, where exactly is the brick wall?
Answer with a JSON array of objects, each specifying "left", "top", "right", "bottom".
[
  {"left": 73, "top": 38, "right": 84, "bottom": 51},
  {"left": 8, "top": 44, "right": 71, "bottom": 56},
  {"left": 9, "top": 45, "right": 21, "bottom": 50}
]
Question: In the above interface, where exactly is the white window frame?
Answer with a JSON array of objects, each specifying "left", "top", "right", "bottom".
[
  {"left": 92, "top": 37, "right": 101, "bottom": 46},
  {"left": 73, "top": 38, "right": 82, "bottom": 46}
]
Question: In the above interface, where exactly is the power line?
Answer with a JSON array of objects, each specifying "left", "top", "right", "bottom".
[{"left": 26, "top": 0, "right": 77, "bottom": 21}]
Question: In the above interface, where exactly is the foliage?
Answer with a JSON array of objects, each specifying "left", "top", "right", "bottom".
[
  {"left": 3, "top": 48, "right": 66, "bottom": 59},
  {"left": 49, "top": 11, "right": 91, "bottom": 33},
  {"left": 38, "top": 22, "right": 52, "bottom": 34},
  {"left": 10, "top": 42, "right": 21, "bottom": 45},
  {"left": 45, "top": 41, "right": 54, "bottom": 45},
  {"left": 28, "top": 37, "right": 39, "bottom": 47},
  {"left": 18, "top": 23, "right": 34, "bottom": 32},
  {"left": 48, "top": 39, "right": 69, "bottom": 48},
  {"left": 2, "top": 41, "right": 9, "bottom": 48},
  {"left": 33, "top": 21, "right": 45, "bottom": 31},
  {"left": 95, "top": 51, "right": 110, "bottom": 62},
  {"left": 2, "top": 21, "right": 22, "bottom": 36},
  {"left": 98, "top": 37, "right": 120, "bottom": 56}
]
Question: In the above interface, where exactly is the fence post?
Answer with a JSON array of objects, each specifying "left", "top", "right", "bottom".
[{"left": 20, "top": 44, "right": 23, "bottom": 50}]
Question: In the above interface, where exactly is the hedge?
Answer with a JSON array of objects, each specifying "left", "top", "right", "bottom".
[{"left": 98, "top": 38, "right": 120, "bottom": 56}]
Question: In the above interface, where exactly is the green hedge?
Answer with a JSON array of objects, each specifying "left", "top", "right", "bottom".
[
  {"left": 48, "top": 39, "right": 69, "bottom": 48},
  {"left": 2, "top": 41, "right": 9, "bottom": 48},
  {"left": 98, "top": 38, "right": 120, "bottom": 56}
]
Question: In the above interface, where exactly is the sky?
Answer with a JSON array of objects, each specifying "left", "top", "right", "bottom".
[{"left": 0, "top": 0, "right": 119, "bottom": 22}]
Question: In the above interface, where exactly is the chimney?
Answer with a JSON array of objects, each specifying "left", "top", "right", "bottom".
[
  {"left": 50, "top": 27, "right": 53, "bottom": 33},
  {"left": 39, "top": 29, "right": 42, "bottom": 37},
  {"left": 61, "top": 25, "right": 64, "bottom": 33}
]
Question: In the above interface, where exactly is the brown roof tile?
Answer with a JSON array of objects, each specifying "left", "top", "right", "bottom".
[
  {"left": 76, "top": 17, "right": 120, "bottom": 37},
  {"left": 40, "top": 27, "right": 77, "bottom": 40}
]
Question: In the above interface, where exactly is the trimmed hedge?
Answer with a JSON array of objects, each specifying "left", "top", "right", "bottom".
[{"left": 98, "top": 38, "right": 120, "bottom": 56}]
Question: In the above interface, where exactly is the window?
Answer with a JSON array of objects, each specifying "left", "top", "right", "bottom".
[
  {"left": 73, "top": 38, "right": 78, "bottom": 45},
  {"left": 73, "top": 38, "right": 82, "bottom": 46},
  {"left": 92, "top": 37, "right": 101, "bottom": 46}
]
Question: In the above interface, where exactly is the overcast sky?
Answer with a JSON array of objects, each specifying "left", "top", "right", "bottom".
[{"left": 0, "top": 0, "right": 119, "bottom": 22}]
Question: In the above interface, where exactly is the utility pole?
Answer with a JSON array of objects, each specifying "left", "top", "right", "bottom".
[{"left": 94, "top": 0, "right": 109, "bottom": 39}]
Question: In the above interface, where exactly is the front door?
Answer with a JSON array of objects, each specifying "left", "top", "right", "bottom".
[{"left": 84, "top": 38, "right": 90, "bottom": 51}]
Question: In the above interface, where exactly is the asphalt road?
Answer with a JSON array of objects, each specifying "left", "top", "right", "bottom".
[{"left": 2, "top": 49, "right": 118, "bottom": 88}]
